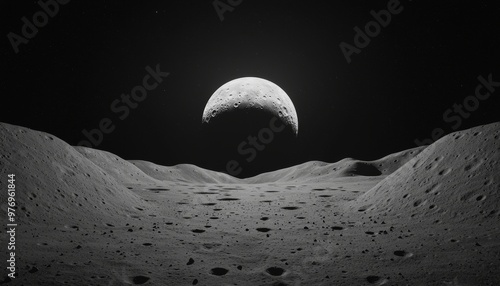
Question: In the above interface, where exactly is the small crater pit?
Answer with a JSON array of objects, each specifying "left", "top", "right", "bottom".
[
  {"left": 210, "top": 267, "right": 229, "bottom": 276},
  {"left": 217, "top": 197, "right": 240, "bottom": 201},
  {"left": 366, "top": 275, "right": 382, "bottom": 284},
  {"left": 393, "top": 250, "right": 413, "bottom": 258},
  {"left": 132, "top": 275, "right": 150, "bottom": 285},
  {"left": 266, "top": 267, "right": 285, "bottom": 276},
  {"left": 281, "top": 206, "right": 300, "bottom": 210},
  {"left": 413, "top": 199, "right": 424, "bottom": 207}
]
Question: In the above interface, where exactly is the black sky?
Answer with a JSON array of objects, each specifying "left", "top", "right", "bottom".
[{"left": 2, "top": 0, "right": 500, "bottom": 177}]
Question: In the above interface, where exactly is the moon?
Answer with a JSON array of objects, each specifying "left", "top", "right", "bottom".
[{"left": 202, "top": 77, "right": 298, "bottom": 136}]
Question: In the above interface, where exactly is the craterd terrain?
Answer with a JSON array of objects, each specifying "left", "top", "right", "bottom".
[{"left": 1, "top": 122, "right": 499, "bottom": 285}]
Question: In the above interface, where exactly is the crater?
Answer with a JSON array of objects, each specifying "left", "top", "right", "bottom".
[
  {"left": 266, "top": 267, "right": 285, "bottom": 276},
  {"left": 281, "top": 206, "right": 300, "bottom": 210},
  {"left": 394, "top": 250, "right": 413, "bottom": 258},
  {"left": 424, "top": 183, "right": 441, "bottom": 194},
  {"left": 345, "top": 162, "right": 382, "bottom": 176},
  {"left": 210, "top": 267, "right": 229, "bottom": 276},
  {"left": 413, "top": 199, "right": 424, "bottom": 207},
  {"left": 217, "top": 197, "right": 240, "bottom": 201},
  {"left": 131, "top": 275, "right": 150, "bottom": 284},
  {"left": 366, "top": 275, "right": 382, "bottom": 284},
  {"left": 358, "top": 204, "right": 372, "bottom": 212}
]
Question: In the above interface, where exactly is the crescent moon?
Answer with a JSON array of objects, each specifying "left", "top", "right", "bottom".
[{"left": 202, "top": 77, "right": 298, "bottom": 135}]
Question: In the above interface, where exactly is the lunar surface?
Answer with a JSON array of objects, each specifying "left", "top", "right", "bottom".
[
  {"left": 1, "top": 121, "right": 499, "bottom": 285},
  {"left": 202, "top": 77, "right": 299, "bottom": 136}
]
